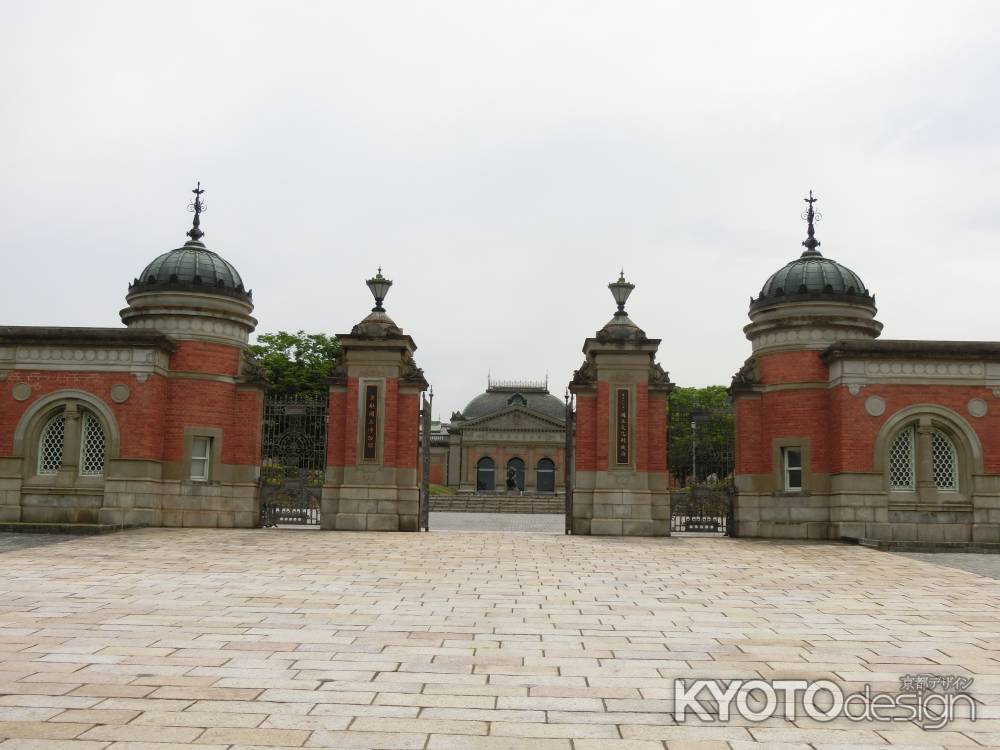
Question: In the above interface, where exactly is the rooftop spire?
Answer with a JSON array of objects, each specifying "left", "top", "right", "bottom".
[
  {"left": 800, "top": 190, "right": 822, "bottom": 257},
  {"left": 186, "top": 182, "right": 206, "bottom": 242}
]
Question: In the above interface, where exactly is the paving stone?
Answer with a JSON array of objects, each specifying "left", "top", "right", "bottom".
[{"left": 0, "top": 529, "right": 998, "bottom": 749}]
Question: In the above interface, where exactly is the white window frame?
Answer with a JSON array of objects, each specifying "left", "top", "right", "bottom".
[
  {"left": 190, "top": 436, "right": 212, "bottom": 481},
  {"left": 783, "top": 447, "right": 803, "bottom": 491}
]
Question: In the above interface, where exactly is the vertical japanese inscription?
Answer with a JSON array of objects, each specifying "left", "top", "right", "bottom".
[
  {"left": 616, "top": 388, "right": 630, "bottom": 464},
  {"left": 363, "top": 384, "right": 379, "bottom": 461}
]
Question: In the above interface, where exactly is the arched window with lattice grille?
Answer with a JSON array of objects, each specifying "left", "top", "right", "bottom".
[
  {"left": 37, "top": 413, "right": 66, "bottom": 475},
  {"left": 931, "top": 429, "right": 958, "bottom": 491},
  {"left": 888, "top": 425, "right": 916, "bottom": 491},
  {"left": 79, "top": 411, "right": 106, "bottom": 477}
]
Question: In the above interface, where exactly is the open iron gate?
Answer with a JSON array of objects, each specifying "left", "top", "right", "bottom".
[
  {"left": 259, "top": 393, "right": 327, "bottom": 527},
  {"left": 668, "top": 394, "right": 736, "bottom": 536}
]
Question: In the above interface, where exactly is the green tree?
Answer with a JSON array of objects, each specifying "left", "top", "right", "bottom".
[
  {"left": 668, "top": 385, "right": 734, "bottom": 485},
  {"left": 248, "top": 330, "right": 342, "bottom": 395}
]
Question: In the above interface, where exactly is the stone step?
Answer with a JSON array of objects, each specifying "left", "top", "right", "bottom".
[
  {"left": 0, "top": 522, "right": 132, "bottom": 535},
  {"left": 430, "top": 495, "right": 565, "bottom": 514}
]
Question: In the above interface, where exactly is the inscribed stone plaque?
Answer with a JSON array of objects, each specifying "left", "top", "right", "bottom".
[
  {"left": 616, "top": 388, "right": 629, "bottom": 464},
  {"left": 363, "top": 384, "right": 379, "bottom": 462}
]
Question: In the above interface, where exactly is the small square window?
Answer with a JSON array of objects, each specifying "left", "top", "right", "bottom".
[
  {"left": 191, "top": 436, "right": 212, "bottom": 481},
  {"left": 783, "top": 447, "right": 803, "bottom": 491}
]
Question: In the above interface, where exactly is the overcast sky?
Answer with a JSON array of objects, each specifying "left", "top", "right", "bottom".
[{"left": 3, "top": 1, "right": 999, "bottom": 419}]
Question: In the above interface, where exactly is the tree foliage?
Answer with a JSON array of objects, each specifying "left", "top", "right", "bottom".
[
  {"left": 248, "top": 330, "right": 341, "bottom": 395},
  {"left": 668, "top": 385, "right": 734, "bottom": 485}
]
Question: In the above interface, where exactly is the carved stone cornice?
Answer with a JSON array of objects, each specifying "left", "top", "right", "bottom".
[
  {"left": 827, "top": 355, "right": 1000, "bottom": 390},
  {"left": 0, "top": 343, "right": 171, "bottom": 377}
]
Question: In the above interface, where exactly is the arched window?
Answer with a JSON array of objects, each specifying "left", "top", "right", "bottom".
[
  {"left": 38, "top": 413, "right": 66, "bottom": 475},
  {"left": 887, "top": 422, "right": 963, "bottom": 493},
  {"left": 888, "top": 426, "right": 915, "bottom": 491},
  {"left": 79, "top": 412, "right": 107, "bottom": 477},
  {"left": 476, "top": 457, "right": 495, "bottom": 492},
  {"left": 931, "top": 429, "right": 958, "bottom": 491},
  {"left": 506, "top": 458, "right": 525, "bottom": 491},
  {"left": 507, "top": 393, "right": 527, "bottom": 407},
  {"left": 536, "top": 458, "right": 555, "bottom": 493}
]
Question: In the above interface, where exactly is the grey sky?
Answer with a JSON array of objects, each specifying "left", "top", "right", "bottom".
[{"left": 3, "top": 1, "right": 999, "bottom": 419}]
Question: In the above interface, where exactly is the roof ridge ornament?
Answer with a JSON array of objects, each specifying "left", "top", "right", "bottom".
[
  {"left": 186, "top": 181, "right": 206, "bottom": 242},
  {"left": 800, "top": 190, "right": 822, "bottom": 257}
]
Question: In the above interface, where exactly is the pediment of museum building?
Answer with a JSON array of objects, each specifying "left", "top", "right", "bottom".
[{"left": 451, "top": 405, "right": 566, "bottom": 433}]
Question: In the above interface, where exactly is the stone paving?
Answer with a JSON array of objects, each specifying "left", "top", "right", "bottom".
[
  {"left": 897, "top": 551, "right": 1000, "bottom": 581},
  {"left": 0, "top": 528, "right": 998, "bottom": 749},
  {"left": 430, "top": 513, "right": 564, "bottom": 533}
]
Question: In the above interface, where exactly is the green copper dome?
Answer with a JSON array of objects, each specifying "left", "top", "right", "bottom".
[
  {"left": 752, "top": 254, "right": 871, "bottom": 308},
  {"left": 129, "top": 184, "right": 251, "bottom": 303},
  {"left": 751, "top": 192, "right": 874, "bottom": 312},
  {"left": 130, "top": 240, "right": 251, "bottom": 302}
]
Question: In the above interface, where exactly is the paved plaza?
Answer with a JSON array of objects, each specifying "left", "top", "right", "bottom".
[
  {"left": 0, "top": 528, "right": 998, "bottom": 749},
  {"left": 430, "top": 513, "right": 565, "bottom": 533}
]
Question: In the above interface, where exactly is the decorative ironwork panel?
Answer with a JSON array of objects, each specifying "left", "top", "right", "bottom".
[
  {"left": 260, "top": 393, "right": 328, "bottom": 526},
  {"left": 668, "top": 396, "right": 734, "bottom": 486},
  {"left": 670, "top": 486, "right": 733, "bottom": 535},
  {"left": 260, "top": 470, "right": 321, "bottom": 527},
  {"left": 888, "top": 426, "right": 916, "bottom": 490},
  {"left": 419, "top": 390, "right": 432, "bottom": 531},
  {"left": 931, "top": 429, "right": 958, "bottom": 491},
  {"left": 79, "top": 412, "right": 106, "bottom": 476},
  {"left": 38, "top": 414, "right": 65, "bottom": 475},
  {"left": 565, "top": 394, "right": 574, "bottom": 534}
]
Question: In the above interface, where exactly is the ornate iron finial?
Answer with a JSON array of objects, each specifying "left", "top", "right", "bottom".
[
  {"left": 186, "top": 181, "right": 207, "bottom": 242},
  {"left": 365, "top": 266, "right": 393, "bottom": 312},
  {"left": 608, "top": 270, "right": 635, "bottom": 317},
  {"left": 800, "top": 189, "right": 822, "bottom": 257}
]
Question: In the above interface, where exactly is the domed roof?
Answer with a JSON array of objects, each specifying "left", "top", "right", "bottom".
[
  {"left": 459, "top": 383, "right": 565, "bottom": 422},
  {"left": 755, "top": 253, "right": 869, "bottom": 301},
  {"left": 751, "top": 193, "right": 874, "bottom": 312},
  {"left": 128, "top": 184, "right": 251, "bottom": 303},
  {"left": 131, "top": 240, "right": 250, "bottom": 299}
]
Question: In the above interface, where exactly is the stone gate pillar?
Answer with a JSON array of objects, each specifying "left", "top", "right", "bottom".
[
  {"left": 568, "top": 273, "right": 673, "bottom": 535},
  {"left": 323, "top": 269, "right": 428, "bottom": 532}
]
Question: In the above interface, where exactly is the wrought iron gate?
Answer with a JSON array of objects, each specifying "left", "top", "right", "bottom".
[
  {"left": 668, "top": 393, "right": 736, "bottom": 536},
  {"left": 260, "top": 393, "right": 328, "bottom": 527},
  {"left": 565, "top": 393, "right": 574, "bottom": 534},
  {"left": 670, "top": 485, "right": 734, "bottom": 534}
]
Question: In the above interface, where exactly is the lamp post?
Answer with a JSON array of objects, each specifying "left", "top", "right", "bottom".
[
  {"left": 365, "top": 267, "right": 393, "bottom": 312},
  {"left": 608, "top": 270, "right": 635, "bottom": 317}
]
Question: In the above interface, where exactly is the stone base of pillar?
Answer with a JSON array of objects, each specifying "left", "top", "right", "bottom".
[
  {"left": 322, "top": 484, "right": 419, "bottom": 532},
  {"left": 572, "top": 488, "right": 669, "bottom": 536}
]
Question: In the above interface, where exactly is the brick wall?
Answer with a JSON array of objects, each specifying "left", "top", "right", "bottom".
[
  {"left": 647, "top": 393, "right": 668, "bottom": 473},
  {"left": 734, "top": 395, "right": 763, "bottom": 474},
  {"left": 0, "top": 371, "right": 168, "bottom": 459},
  {"left": 595, "top": 380, "right": 610, "bottom": 472},
  {"left": 829, "top": 384, "right": 1000, "bottom": 473},
  {"left": 327, "top": 388, "right": 348, "bottom": 468},
  {"left": 169, "top": 341, "right": 241, "bottom": 376},
  {"left": 758, "top": 350, "right": 828, "bottom": 384},
  {"left": 395, "top": 389, "right": 419, "bottom": 470},
  {"left": 574, "top": 392, "right": 597, "bottom": 472}
]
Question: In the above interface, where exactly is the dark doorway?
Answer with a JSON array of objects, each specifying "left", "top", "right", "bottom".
[
  {"left": 476, "top": 457, "right": 496, "bottom": 492},
  {"left": 536, "top": 458, "right": 555, "bottom": 493}
]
